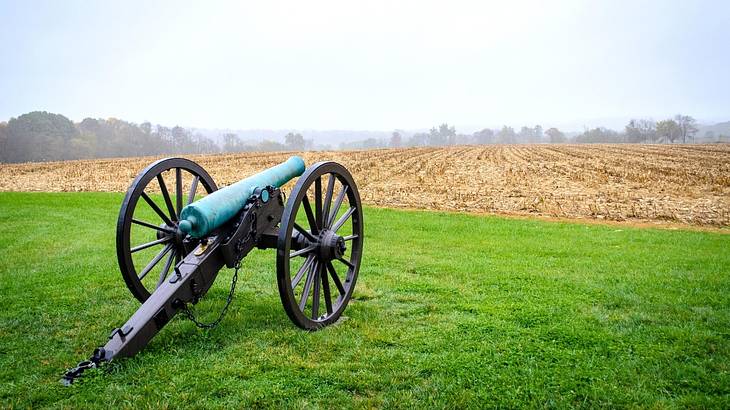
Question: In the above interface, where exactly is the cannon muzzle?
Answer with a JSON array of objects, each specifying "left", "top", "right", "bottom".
[{"left": 179, "top": 156, "right": 305, "bottom": 237}]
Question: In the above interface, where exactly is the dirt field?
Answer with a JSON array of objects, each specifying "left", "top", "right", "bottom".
[{"left": 2, "top": 144, "right": 729, "bottom": 227}]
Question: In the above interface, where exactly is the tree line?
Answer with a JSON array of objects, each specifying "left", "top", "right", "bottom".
[
  {"left": 0, "top": 111, "right": 310, "bottom": 163},
  {"left": 343, "top": 115, "right": 714, "bottom": 149},
  {"left": 0, "top": 111, "right": 724, "bottom": 164}
]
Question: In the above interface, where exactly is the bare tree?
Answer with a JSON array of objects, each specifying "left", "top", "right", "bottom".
[
  {"left": 674, "top": 114, "right": 698, "bottom": 143},
  {"left": 284, "top": 132, "right": 305, "bottom": 150},
  {"left": 222, "top": 133, "right": 242, "bottom": 152},
  {"left": 625, "top": 119, "right": 657, "bottom": 143}
]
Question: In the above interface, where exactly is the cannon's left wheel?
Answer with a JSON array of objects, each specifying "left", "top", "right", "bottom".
[
  {"left": 117, "top": 158, "right": 217, "bottom": 303},
  {"left": 277, "top": 162, "right": 364, "bottom": 330}
]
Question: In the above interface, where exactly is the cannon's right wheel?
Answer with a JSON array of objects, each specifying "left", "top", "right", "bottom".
[{"left": 276, "top": 162, "right": 364, "bottom": 330}]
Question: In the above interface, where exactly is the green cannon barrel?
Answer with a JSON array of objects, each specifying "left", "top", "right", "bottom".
[{"left": 178, "top": 156, "right": 305, "bottom": 238}]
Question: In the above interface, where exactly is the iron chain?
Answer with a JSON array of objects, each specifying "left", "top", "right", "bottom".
[{"left": 181, "top": 262, "right": 240, "bottom": 329}]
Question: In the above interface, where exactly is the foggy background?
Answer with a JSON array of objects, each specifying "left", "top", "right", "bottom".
[{"left": 1, "top": 0, "right": 729, "bottom": 162}]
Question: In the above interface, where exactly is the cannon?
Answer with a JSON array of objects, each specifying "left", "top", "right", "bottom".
[{"left": 62, "top": 157, "right": 363, "bottom": 384}]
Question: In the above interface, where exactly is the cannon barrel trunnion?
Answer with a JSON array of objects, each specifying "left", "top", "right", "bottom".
[{"left": 62, "top": 156, "right": 364, "bottom": 385}]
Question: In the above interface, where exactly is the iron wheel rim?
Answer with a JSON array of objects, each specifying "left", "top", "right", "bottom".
[
  {"left": 116, "top": 157, "right": 217, "bottom": 303},
  {"left": 276, "top": 161, "right": 364, "bottom": 330}
]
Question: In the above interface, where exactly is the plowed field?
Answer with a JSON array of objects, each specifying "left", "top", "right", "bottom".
[{"left": 2, "top": 144, "right": 729, "bottom": 227}]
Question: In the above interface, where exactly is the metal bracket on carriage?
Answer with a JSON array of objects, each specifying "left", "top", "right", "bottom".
[{"left": 219, "top": 186, "right": 284, "bottom": 268}]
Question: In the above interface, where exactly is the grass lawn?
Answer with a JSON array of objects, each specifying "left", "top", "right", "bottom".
[{"left": 0, "top": 192, "right": 729, "bottom": 408}]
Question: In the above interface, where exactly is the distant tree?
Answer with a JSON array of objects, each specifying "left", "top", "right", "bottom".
[
  {"left": 545, "top": 127, "right": 566, "bottom": 143},
  {"left": 473, "top": 128, "right": 494, "bottom": 144},
  {"left": 78, "top": 118, "right": 101, "bottom": 135},
  {"left": 67, "top": 132, "right": 96, "bottom": 159},
  {"left": 408, "top": 132, "right": 429, "bottom": 147},
  {"left": 625, "top": 119, "right": 657, "bottom": 143},
  {"left": 5, "top": 111, "right": 78, "bottom": 162},
  {"left": 136, "top": 121, "right": 158, "bottom": 154},
  {"left": 140, "top": 121, "right": 152, "bottom": 136},
  {"left": 390, "top": 131, "right": 402, "bottom": 148},
  {"left": 78, "top": 118, "right": 111, "bottom": 156},
  {"left": 156, "top": 125, "right": 172, "bottom": 150},
  {"left": 440, "top": 123, "right": 457, "bottom": 145},
  {"left": 429, "top": 127, "right": 440, "bottom": 145},
  {"left": 222, "top": 133, "right": 243, "bottom": 152},
  {"left": 194, "top": 133, "right": 220, "bottom": 154},
  {"left": 674, "top": 114, "right": 698, "bottom": 143},
  {"left": 573, "top": 127, "right": 622, "bottom": 143},
  {"left": 517, "top": 125, "right": 544, "bottom": 143},
  {"left": 1, "top": 111, "right": 227, "bottom": 162},
  {"left": 0, "top": 122, "right": 8, "bottom": 162},
  {"left": 497, "top": 126, "right": 517, "bottom": 144},
  {"left": 425, "top": 124, "right": 447, "bottom": 145},
  {"left": 284, "top": 132, "right": 305, "bottom": 150},
  {"left": 171, "top": 126, "right": 191, "bottom": 152},
  {"left": 656, "top": 119, "right": 681, "bottom": 143},
  {"left": 533, "top": 125, "right": 543, "bottom": 142},
  {"left": 519, "top": 126, "right": 535, "bottom": 143}
]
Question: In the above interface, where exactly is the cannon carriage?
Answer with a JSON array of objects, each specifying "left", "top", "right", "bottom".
[{"left": 63, "top": 156, "right": 363, "bottom": 384}]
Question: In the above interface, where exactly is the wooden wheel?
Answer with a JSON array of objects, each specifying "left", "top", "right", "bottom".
[
  {"left": 116, "top": 158, "right": 217, "bottom": 302},
  {"left": 276, "top": 161, "right": 364, "bottom": 330}
]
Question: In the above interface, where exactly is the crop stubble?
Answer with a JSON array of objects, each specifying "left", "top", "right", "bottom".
[{"left": 1, "top": 144, "right": 728, "bottom": 227}]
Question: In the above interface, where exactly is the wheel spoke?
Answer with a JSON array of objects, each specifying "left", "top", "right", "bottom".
[
  {"left": 326, "top": 261, "right": 346, "bottom": 296},
  {"left": 312, "top": 264, "right": 321, "bottom": 319},
  {"left": 301, "top": 195, "right": 319, "bottom": 234},
  {"left": 314, "top": 177, "right": 323, "bottom": 229},
  {"left": 321, "top": 263, "right": 333, "bottom": 315},
  {"left": 292, "top": 254, "right": 315, "bottom": 288},
  {"left": 157, "top": 174, "right": 177, "bottom": 222},
  {"left": 156, "top": 251, "right": 175, "bottom": 289},
  {"left": 293, "top": 223, "right": 317, "bottom": 242},
  {"left": 337, "top": 256, "right": 354, "bottom": 270},
  {"left": 328, "top": 185, "right": 348, "bottom": 227},
  {"left": 175, "top": 168, "right": 183, "bottom": 217},
  {"left": 331, "top": 207, "right": 355, "bottom": 233},
  {"left": 140, "top": 192, "right": 174, "bottom": 226},
  {"left": 290, "top": 244, "right": 316, "bottom": 258},
  {"left": 130, "top": 237, "right": 170, "bottom": 253},
  {"left": 132, "top": 218, "right": 175, "bottom": 234},
  {"left": 187, "top": 175, "right": 199, "bottom": 205},
  {"left": 343, "top": 234, "right": 359, "bottom": 241},
  {"left": 299, "top": 261, "right": 318, "bottom": 310},
  {"left": 138, "top": 244, "right": 173, "bottom": 280},
  {"left": 322, "top": 175, "right": 336, "bottom": 228}
]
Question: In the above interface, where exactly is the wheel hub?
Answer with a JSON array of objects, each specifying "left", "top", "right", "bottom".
[
  {"left": 157, "top": 223, "right": 186, "bottom": 247},
  {"left": 316, "top": 229, "right": 346, "bottom": 261}
]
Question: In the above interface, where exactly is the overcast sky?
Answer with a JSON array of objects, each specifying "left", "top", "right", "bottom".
[{"left": 1, "top": 0, "right": 729, "bottom": 131}]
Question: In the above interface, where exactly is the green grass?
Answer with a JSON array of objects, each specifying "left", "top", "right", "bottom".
[{"left": 1, "top": 192, "right": 729, "bottom": 408}]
